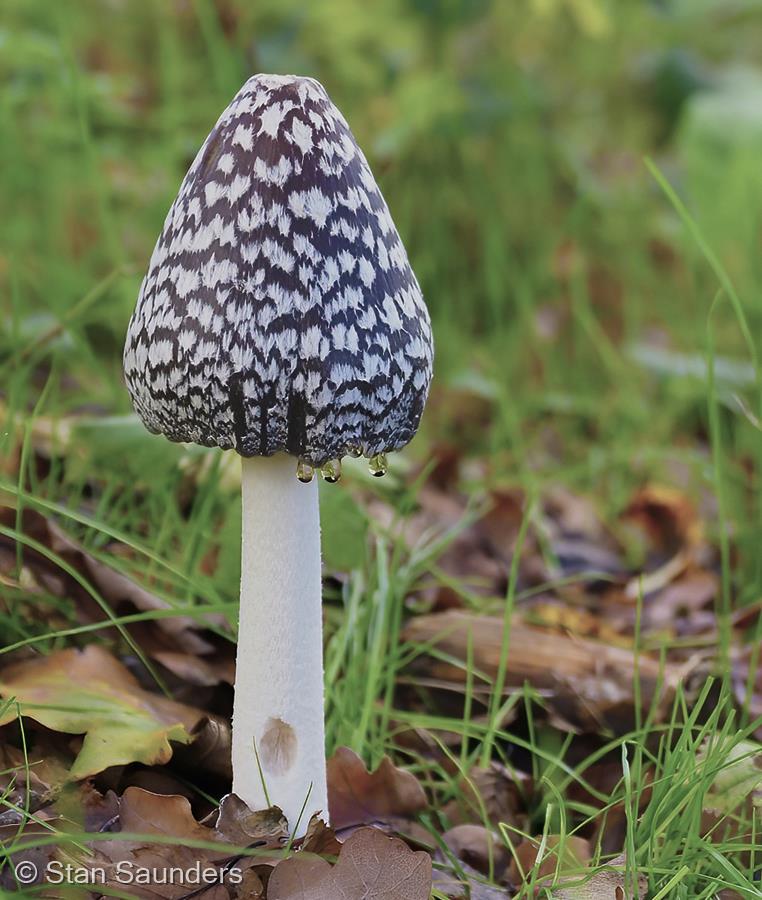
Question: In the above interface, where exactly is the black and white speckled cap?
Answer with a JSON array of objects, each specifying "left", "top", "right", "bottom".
[{"left": 123, "top": 74, "right": 433, "bottom": 467}]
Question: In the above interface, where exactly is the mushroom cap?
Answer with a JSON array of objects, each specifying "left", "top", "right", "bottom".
[{"left": 124, "top": 74, "right": 433, "bottom": 466}]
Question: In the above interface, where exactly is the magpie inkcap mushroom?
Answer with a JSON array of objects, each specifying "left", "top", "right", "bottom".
[{"left": 123, "top": 73, "right": 433, "bottom": 835}]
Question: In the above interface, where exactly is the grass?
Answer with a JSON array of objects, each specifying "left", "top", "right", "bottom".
[{"left": 2, "top": 0, "right": 762, "bottom": 896}]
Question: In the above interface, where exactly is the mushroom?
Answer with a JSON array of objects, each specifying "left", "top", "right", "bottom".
[{"left": 123, "top": 74, "right": 433, "bottom": 835}]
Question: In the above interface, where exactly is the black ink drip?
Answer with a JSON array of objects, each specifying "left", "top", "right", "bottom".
[
  {"left": 286, "top": 381, "right": 307, "bottom": 457},
  {"left": 228, "top": 371, "right": 248, "bottom": 454}
]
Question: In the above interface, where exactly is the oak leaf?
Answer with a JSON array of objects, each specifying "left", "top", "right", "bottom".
[
  {"left": 0, "top": 646, "right": 199, "bottom": 778},
  {"left": 327, "top": 746, "right": 427, "bottom": 829},
  {"left": 269, "top": 827, "right": 431, "bottom": 900}
]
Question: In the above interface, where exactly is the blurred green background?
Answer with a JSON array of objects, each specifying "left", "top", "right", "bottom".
[{"left": 4, "top": 0, "right": 762, "bottom": 596}]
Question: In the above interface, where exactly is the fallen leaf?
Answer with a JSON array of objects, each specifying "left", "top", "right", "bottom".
[
  {"left": 522, "top": 598, "right": 629, "bottom": 647},
  {"left": 0, "top": 506, "right": 234, "bottom": 685},
  {"left": 267, "top": 856, "right": 334, "bottom": 899},
  {"left": 327, "top": 746, "right": 428, "bottom": 829},
  {"left": 622, "top": 484, "right": 702, "bottom": 555},
  {"left": 507, "top": 835, "right": 591, "bottom": 885},
  {"left": 542, "top": 487, "right": 610, "bottom": 544},
  {"left": 88, "top": 787, "right": 239, "bottom": 899},
  {"left": 90, "top": 840, "right": 228, "bottom": 900},
  {"left": 538, "top": 487, "right": 626, "bottom": 588},
  {"left": 641, "top": 570, "right": 718, "bottom": 632},
  {"left": 299, "top": 815, "right": 342, "bottom": 857},
  {"left": 272, "top": 827, "right": 432, "bottom": 900},
  {"left": 120, "top": 766, "right": 198, "bottom": 801},
  {"left": 403, "top": 611, "right": 683, "bottom": 733},
  {"left": 0, "top": 646, "right": 200, "bottom": 778},
  {"left": 0, "top": 832, "right": 55, "bottom": 892},
  {"left": 78, "top": 782, "right": 120, "bottom": 832},
  {"left": 148, "top": 646, "right": 235, "bottom": 687},
  {"left": 434, "top": 859, "right": 512, "bottom": 898},
  {"left": 174, "top": 714, "right": 232, "bottom": 780},
  {"left": 442, "top": 823, "right": 508, "bottom": 876},
  {"left": 230, "top": 867, "right": 266, "bottom": 898},
  {"left": 366, "top": 483, "right": 505, "bottom": 606},
  {"left": 550, "top": 858, "right": 646, "bottom": 899},
  {"left": 0, "top": 741, "right": 69, "bottom": 812},
  {"left": 214, "top": 793, "right": 289, "bottom": 849},
  {"left": 118, "top": 786, "right": 218, "bottom": 843},
  {"left": 550, "top": 537, "right": 626, "bottom": 583},
  {"left": 442, "top": 762, "right": 530, "bottom": 831}
]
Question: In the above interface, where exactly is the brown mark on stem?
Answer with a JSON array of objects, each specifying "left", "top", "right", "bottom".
[{"left": 259, "top": 717, "right": 297, "bottom": 776}]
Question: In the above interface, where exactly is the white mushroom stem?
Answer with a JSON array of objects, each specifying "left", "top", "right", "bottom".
[{"left": 232, "top": 453, "right": 328, "bottom": 836}]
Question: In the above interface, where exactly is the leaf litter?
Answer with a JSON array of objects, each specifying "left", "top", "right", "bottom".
[
  {"left": 0, "top": 645, "right": 198, "bottom": 779},
  {"left": 1, "top": 437, "right": 761, "bottom": 896}
]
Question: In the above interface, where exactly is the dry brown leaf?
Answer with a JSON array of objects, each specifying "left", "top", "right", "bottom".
[
  {"left": 0, "top": 506, "right": 234, "bottom": 685},
  {"left": 622, "top": 484, "right": 702, "bottom": 554},
  {"left": 442, "top": 823, "right": 508, "bottom": 876},
  {"left": 121, "top": 767, "right": 199, "bottom": 801},
  {"left": 366, "top": 482, "right": 508, "bottom": 607},
  {"left": 0, "top": 742, "right": 69, "bottom": 813},
  {"left": 230, "top": 867, "right": 266, "bottom": 898},
  {"left": 542, "top": 487, "right": 610, "bottom": 544},
  {"left": 214, "top": 793, "right": 289, "bottom": 849},
  {"left": 0, "top": 825, "right": 58, "bottom": 892},
  {"left": 507, "top": 835, "right": 591, "bottom": 885},
  {"left": 550, "top": 864, "right": 647, "bottom": 899},
  {"left": 267, "top": 856, "right": 334, "bottom": 899},
  {"left": 119, "top": 786, "right": 218, "bottom": 843},
  {"left": 77, "top": 782, "right": 120, "bottom": 832},
  {"left": 433, "top": 859, "right": 512, "bottom": 899},
  {"left": 403, "top": 610, "right": 683, "bottom": 733},
  {"left": 476, "top": 488, "right": 526, "bottom": 557},
  {"left": 149, "top": 646, "right": 235, "bottom": 687},
  {"left": 372, "top": 478, "right": 634, "bottom": 615},
  {"left": 537, "top": 486, "right": 626, "bottom": 590},
  {"left": 521, "top": 599, "right": 629, "bottom": 646},
  {"left": 327, "top": 746, "right": 427, "bottom": 830},
  {"left": 85, "top": 787, "right": 289, "bottom": 899},
  {"left": 329, "top": 825, "right": 432, "bottom": 897},
  {"left": 175, "top": 714, "right": 232, "bottom": 780},
  {"left": 639, "top": 570, "right": 717, "bottom": 632},
  {"left": 89, "top": 787, "right": 229, "bottom": 899},
  {"left": 624, "top": 548, "right": 690, "bottom": 600},
  {"left": 442, "top": 762, "right": 530, "bottom": 831},
  {"left": 299, "top": 815, "right": 342, "bottom": 857},
  {"left": 87, "top": 847, "right": 231, "bottom": 900},
  {"left": 270, "top": 827, "right": 432, "bottom": 900}
]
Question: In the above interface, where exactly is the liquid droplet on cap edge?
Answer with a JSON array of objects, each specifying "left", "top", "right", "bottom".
[
  {"left": 320, "top": 459, "right": 342, "bottom": 483},
  {"left": 368, "top": 453, "right": 388, "bottom": 477},
  {"left": 296, "top": 459, "right": 315, "bottom": 483}
]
